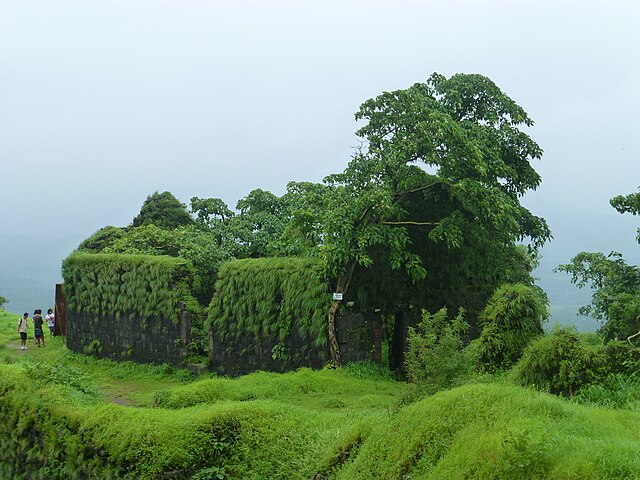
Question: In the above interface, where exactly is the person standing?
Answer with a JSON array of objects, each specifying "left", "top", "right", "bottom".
[
  {"left": 46, "top": 308, "right": 55, "bottom": 338},
  {"left": 17, "top": 313, "right": 28, "bottom": 350},
  {"left": 33, "top": 309, "right": 45, "bottom": 347}
]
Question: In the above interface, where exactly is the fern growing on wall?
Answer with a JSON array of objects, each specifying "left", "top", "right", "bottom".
[
  {"left": 62, "top": 252, "right": 197, "bottom": 323},
  {"left": 208, "top": 257, "right": 330, "bottom": 347}
]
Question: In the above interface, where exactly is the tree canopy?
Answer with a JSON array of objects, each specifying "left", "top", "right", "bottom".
[
  {"left": 132, "top": 191, "right": 194, "bottom": 229},
  {"left": 310, "top": 73, "right": 550, "bottom": 362}
]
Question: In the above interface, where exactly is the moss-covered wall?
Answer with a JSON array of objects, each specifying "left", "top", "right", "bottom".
[
  {"left": 62, "top": 253, "right": 196, "bottom": 365},
  {"left": 207, "top": 258, "right": 381, "bottom": 374}
]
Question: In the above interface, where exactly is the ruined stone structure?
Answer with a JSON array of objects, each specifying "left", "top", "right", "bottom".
[{"left": 209, "top": 312, "right": 382, "bottom": 376}]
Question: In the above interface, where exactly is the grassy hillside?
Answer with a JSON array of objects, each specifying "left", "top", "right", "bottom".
[{"left": 1, "top": 309, "right": 640, "bottom": 479}]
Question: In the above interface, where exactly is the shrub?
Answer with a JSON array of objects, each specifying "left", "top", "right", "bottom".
[
  {"left": 476, "top": 283, "right": 548, "bottom": 372},
  {"left": 404, "top": 308, "right": 474, "bottom": 392},
  {"left": 511, "top": 327, "right": 609, "bottom": 396}
]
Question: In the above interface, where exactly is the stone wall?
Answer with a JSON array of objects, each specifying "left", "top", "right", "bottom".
[
  {"left": 65, "top": 307, "right": 190, "bottom": 365},
  {"left": 209, "top": 312, "right": 382, "bottom": 376}
]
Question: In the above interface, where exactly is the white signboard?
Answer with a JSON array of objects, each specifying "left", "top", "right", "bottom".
[{"left": 332, "top": 293, "right": 343, "bottom": 301}]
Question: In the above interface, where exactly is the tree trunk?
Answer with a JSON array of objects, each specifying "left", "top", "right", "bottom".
[
  {"left": 389, "top": 310, "right": 406, "bottom": 373},
  {"left": 327, "top": 260, "right": 357, "bottom": 366},
  {"left": 327, "top": 300, "right": 342, "bottom": 365}
]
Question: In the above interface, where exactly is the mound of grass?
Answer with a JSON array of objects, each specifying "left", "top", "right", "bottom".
[
  {"left": 150, "top": 366, "right": 399, "bottom": 411},
  {"left": 4, "top": 308, "right": 640, "bottom": 479},
  {"left": 330, "top": 382, "right": 640, "bottom": 479}
]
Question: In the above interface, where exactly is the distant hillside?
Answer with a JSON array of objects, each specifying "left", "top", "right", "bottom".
[
  {"left": 0, "top": 233, "right": 78, "bottom": 314},
  {"left": 534, "top": 243, "right": 600, "bottom": 332}
]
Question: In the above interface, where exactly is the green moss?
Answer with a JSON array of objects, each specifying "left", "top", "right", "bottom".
[
  {"left": 207, "top": 257, "right": 330, "bottom": 347},
  {"left": 62, "top": 252, "right": 197, "bottom": 323}
]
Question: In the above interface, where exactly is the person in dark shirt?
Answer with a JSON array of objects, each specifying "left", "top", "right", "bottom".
[{"left": 33, "top": 309, "right": 45, "bottom": 347}]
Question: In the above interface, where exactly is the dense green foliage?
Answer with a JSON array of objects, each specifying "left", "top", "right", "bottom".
[
  {"left": 404, "top": 308, "right": 475, "bottom": 391},
  {"left": 294, "top": 73, "right": 551, "bottom": 361},
  {"left": 72, "top": 73, "right": 552, "bottom": 367},
  {"left": 98, "top": 224, "right": 233, "bottom": 305},
  {"left": 476, "top": 283, "right": 548, "bottom": 372},
  {"left": 321, "top": 72, "right": 550, "bottom": 283},
  {"left": 208, "top": 257, "right": 330, "bottom": 347},
  {"left": 332, "top": 382, "right": 640, "bottom": 479},
  {"left": 0, "top": 297, "right": 6, "bottom": 309},
  {"left": 62, "top": 252, "right": 197, "bottom": 323},
  {"left": 77, "top": 226, "right": 127, "bottom": 252},
  {"left": 132, "top": 191, "right": 195, "bottom": 229},
  {"left": 610, "top": 187, "right": 640, "bottom": 218}
]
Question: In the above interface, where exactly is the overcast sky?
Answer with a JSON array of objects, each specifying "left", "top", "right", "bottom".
[{"left": 1, "top": 0, "right": 639, "bottom": 271}]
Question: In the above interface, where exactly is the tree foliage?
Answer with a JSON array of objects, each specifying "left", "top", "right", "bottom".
[
  {"left": 76, "top": 226, "right": 126, "bottom": 252},
  {"left": 132, "top": 191, "right": 194, "bottom": 229},
  {"left": 558, "top": 252, "right": 640, "bottom": 340},
  {"left": 610, "top": 187, "right": 640, "bottom": 216},
  {"left": 312, "top": 72, "right": 550, "bottom": 362}
]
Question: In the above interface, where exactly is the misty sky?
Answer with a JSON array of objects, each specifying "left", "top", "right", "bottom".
[{"left": 1, "top": 0, "right": 639, "bottom": 299}]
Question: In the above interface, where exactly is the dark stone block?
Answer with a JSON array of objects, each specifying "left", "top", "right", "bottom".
[{"left": 65, "top": 309, "right": 188, "bottom": 366}]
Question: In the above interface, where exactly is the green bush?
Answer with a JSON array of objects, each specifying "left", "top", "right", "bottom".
[
  {"left": 404, "top": 308, "right": 475, "bottom": 392},
  {"left": 511, "top": 327, "right": 609, "bottom": 396},
  {"left": 476, "top": 283, "right": 548, "bottom": 372}
]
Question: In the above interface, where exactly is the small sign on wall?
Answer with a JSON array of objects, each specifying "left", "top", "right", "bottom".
[{"left": 333, "top": 293, "right": 343, "bottom": 301}]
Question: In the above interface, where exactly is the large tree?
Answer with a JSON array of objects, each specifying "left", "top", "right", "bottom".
[{"left": 319, "top": 73, "right": 550, "bottom": 364}]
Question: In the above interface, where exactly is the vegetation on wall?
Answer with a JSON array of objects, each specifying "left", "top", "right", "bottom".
[
  {"left": 208, "top": 257, "right": 330, "bottom": 347},
  {"left": 62, "top": 252, "right": 197, "bottom": 323}
]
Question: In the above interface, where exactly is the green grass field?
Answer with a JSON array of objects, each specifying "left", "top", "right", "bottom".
[{"left": 2, "top": 308, "right": 640, "bottom": 479}]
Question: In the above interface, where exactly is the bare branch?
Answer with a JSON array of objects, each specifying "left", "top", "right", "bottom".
[
  {"left": 382, "top": 221, "right": 439, "bottom": 226},
  {"left": 393, "top": 180, "right": 452, "bottom": 198}
]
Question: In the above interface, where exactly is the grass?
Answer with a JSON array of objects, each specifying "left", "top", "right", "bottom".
[{"left": 3, "top": 307, "right": 640, "bottom": 479}]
